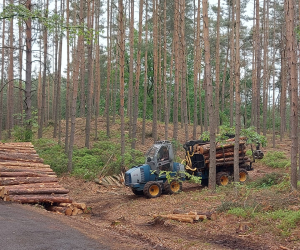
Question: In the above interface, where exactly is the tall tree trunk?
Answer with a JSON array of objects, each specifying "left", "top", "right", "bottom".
[
  {"left": 85, "top": 0, "right": 94, "bottom": 148},
  {"left": 251, "top": 0, "right": 257, "bottom": 127},
  {"left": 24, "top": 0, "right": 33, "bottom": 140},
  {"left": 262, "top": 0, "right": 269, "bottom": 136},
  {"left": 79, "top": 0, "right": 85, "bottom": 118},
  {"left": 142, "top": 0, "right": 148, "bottom": 145},
  {"left": 131, "top": 0, "right": 144, "bottom": 149},
  {"left": 203, "top": 0, "right": 216, "bottom": 190},
  {"left": 152, "top": 0, "right": 158, "bottom": 141},
  {"left": 94, "top": 1, "right": 101, "bottom": 141},
  {"left": 280, "top": 34, "right": 287, "bottom": 141},
  {"left": 180, "top": 0, "right": 188, "bottom": 141},
  {"left": 229, "top": 2, "right": 235, "bottom": 127},
  {"left": 7, "top": 0, "right": 14, "bottom": 136},
  {"left": 234, "top": 0, "right": 241, "bottom": 183},
  {"left": 18, "top": 14, "right": 23, "bottom": 126},
  {"left": 105, "top": 0, "right": 111, "bottom": 138},
  {"left": 127, "top": 0, "right": 134, "bottom": 135},
  {"left": 255, "top": 0, "right": 261, "bottom": 134},
  {"left": 38, "top": 0, "right": 48, "bottom": 139},
  {"left": 163, "top": 0, "right": 169, "bottom": 140},
  {"left": 172, "top": 0, "right": 180, "bottom": 140},
  {"left": 64, "top": 0, "right": 70, "bottom": 151},
  {"left": 285, "top": 0, "right": 298, "bottom": 189},
  {"left": 0, "top": 0, "right": 5, "bottom": 140},
  {"left": 215, "top": 0, "right": 221, "bottom": 133},
  {"left": 119, "top": 0, "right": 125, "bottom": 167},
  {"left": 56, "top": 0, "right": 64, "bottom": 144}
]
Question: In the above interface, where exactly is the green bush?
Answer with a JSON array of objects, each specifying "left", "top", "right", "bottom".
[
  {"left": 248, "top": 173, "right": 285, "bottom": 189},
  {"left": 261, "top": 151, "right": 290, "bottom": 168},
  {"left": 33, "top": 139, "right": 68, "bottom": 175},
  {"left": 260, "top": 210, "right": 300, "bottom": 236}
]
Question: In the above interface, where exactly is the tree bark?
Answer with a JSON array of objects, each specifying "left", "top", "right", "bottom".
[{"left": 203, "top": 0, "right": 216, "bottom": 190}]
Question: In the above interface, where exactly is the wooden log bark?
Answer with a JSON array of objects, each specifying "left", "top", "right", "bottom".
[
  {"left": 0, "top": 162, "right": 50, "bottom": 168},
  {"left": 0, "top": 177, "right": 58, "bottom": 185},
  {"left": 5, "top": 187, "right": 69, "bottom": 195},
  {"left": 47, "top": 205, "right": 73, "bottom": 215},
  {"left": 72, "top": 202, "right": 87, "bottom": 211},
  {"left": 0, "top": 172, "right": 54, "bottom": 178},
  {"left": 0, "top": 168, "right": 56, "bottom": 176},
  {"left": 154, "top": 214, "right": 194, "bottom": 223},
  {"left": 9, "top": 194, "right": 72, "bottom": 204},
  {"left": 0, "top": 182, "right": 61, "bottom": 189}
]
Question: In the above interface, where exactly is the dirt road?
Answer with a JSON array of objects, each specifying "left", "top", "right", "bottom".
[{"left": 0, "top": 201, "right": 110, "bottom": 250}]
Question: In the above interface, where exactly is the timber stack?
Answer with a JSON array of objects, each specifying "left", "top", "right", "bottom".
[
  {"left": 192, "top": 137, "right": 250, "bottom": 166},
  {"left": 0, "top": 142, "right": 86, "bottom": 216}
]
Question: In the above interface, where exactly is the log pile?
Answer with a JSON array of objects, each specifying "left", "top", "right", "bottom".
[
  {"left": 191, "top": 137, "right": 250, "bottom": 166},
  {"left": 154, "top": 210, "right": 211, "bottom": 223},
  {"left": 94, "top": 174, "right": 125, "bottom": 187},
  {"left": 0, "top": 142, "right": 86, "bottom": 216}
]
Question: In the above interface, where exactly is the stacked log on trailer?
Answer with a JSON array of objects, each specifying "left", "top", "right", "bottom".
[
  {"left": 191, "top": 137, "right": 251, "bottom": 166},
  {"left": 0, "top": 142, "right": 86, "bottom": 216}
]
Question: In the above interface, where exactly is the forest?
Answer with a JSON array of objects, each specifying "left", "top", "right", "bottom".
[{"left": 0, "top": 0, "right": 299, "bottom": 190}]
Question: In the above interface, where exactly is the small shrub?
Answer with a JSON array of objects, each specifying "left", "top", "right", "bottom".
[
  {"left": 261, "top": 151, "right": 290, "bottom": 168},
  {"left": 260, "top": 210, "right": 300, "bottom": 236},
  {"left": 248, "top": 173, "right": 284, "bottom": 189},
  {"left": 34, "top": 139, "right": 68, "bottom": 175}
]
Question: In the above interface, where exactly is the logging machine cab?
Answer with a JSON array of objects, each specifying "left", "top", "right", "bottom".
[{"left": 145, "top": 141, "right": 174, "bottom": 172}]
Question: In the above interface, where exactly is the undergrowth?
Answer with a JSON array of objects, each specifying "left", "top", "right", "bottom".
[
  {"left": 33, "top": 138, "right": 144, "bottom": 180},
  {"left": 215, "top": 175, "right": 300, "bottom": 237},
  {"left": 260, "top": 151, "right": 290, "bottom": 168}
]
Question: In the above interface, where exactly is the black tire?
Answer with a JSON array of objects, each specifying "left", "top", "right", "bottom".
[
  {"left": 143, "top": 181, "right": 162, "bottom": 198},
  {"left": 201, "top": 178, "right": 208, "bottom": 186},
  {"left": 239, "top": 168, "right": 249, "bottom": 183},
  {"left": 164, "top": 179, "right": 182, "bottom": 194},
  {"left": 216, "top": 172, "right": 230, "bottom": 186},
  {"left": 131, "top": 188, "right": 144, "bottom": 196}
]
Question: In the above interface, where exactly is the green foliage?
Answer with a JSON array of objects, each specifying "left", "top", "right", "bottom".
[
  {"left": 261, "top": 151, "right": 290, "bottom": 169},
  {"left": 33, "top": 139, "right": 68, "bottom": 175},
  {"left": 248, "top": 173, "right": 285, "bottom": 189},
  {"left": 33, "top": 138, "right": 145, "bottom": 179},
  {"left": 227, "top": 207, "right": 250, "bottom": 218},
  {"left": 260, "top": 210, "right": 300, "bottom": 236},
  {"left": 12, "top": 111, "right": 38, "bottom": 142},
  {"left": 199, "top": 126, "right": 267, "bottom": 147},
  {"left": 0, "top": 4, "right": 99, "bottom": 44}
]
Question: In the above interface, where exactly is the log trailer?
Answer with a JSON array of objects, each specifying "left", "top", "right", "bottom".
[{"left": 125, "top": 139, "right": 255, "bottom": 198}]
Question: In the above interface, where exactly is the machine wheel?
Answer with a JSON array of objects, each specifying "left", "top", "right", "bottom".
[
  {"left": 131, "top": 188, "right": 144, "bottom": 196},
  {"left": 164, "top": 179, "right": 182, "bottom": 194},
  {"left": 239, "top": 168, "right": 249, "bottom": 183},
  {"left": 216, "top": 172, "right": 230, "bottom": 186},
  {"left": 143, "top": 181, "right": 162, "bottom": 198}
]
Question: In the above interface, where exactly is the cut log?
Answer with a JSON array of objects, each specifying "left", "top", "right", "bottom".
[
  {"left": 72, "top": 202, "right": 87, "bottom": 211},
  {"left": 0, "top": 177, "right": 58, "bottom": 186},
  {"left": 0, "top": 182, "right": 61, "bottom": 190},
  {"left": 72, "top": 207, "right": 79, "bottom": 216},
  {"left": 154, "top": 214, "right": 194, "bottom": 223},
  {"left": 0, "top": 161, "right": 49, "bottom": 168},
  {"left": 5, "top": 187, "right": 69, "bottom": 195},
  {"left": 0, "top": 172, "right": 54, "bottom": 178},
  {"left": 48, "top": 205, "right": 72, "bottom": 215},
  {"left": 9, "top": 194, "right": 72, "bottom": 204},
  {"left": 107, "top": 176, "right": 122, "bottom": 187},
  {"left": 0, "top": 152, "right": 43, "bottom": 163},
  {"left": 0, "top": 166, "right": 55, "bottom": 175}
]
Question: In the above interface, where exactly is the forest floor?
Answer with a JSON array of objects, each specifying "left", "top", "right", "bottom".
[{"left": 40, "top": 118, "right": 300, "bottom": 249}]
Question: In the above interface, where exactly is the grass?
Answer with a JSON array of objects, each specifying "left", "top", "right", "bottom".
[{"left": 260, "top": 151, "right": 291, "bottom": 168}]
